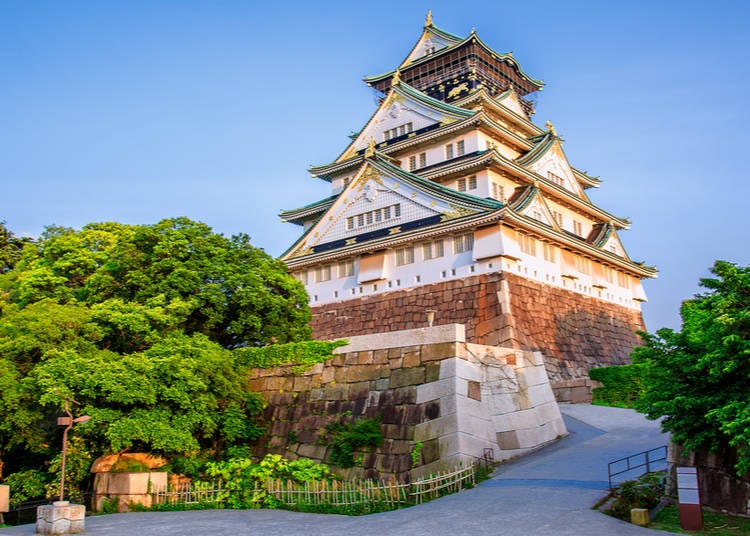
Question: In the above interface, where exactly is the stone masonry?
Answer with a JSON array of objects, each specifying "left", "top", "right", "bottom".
[
  {"left": 309, "top": 271, "right": 645, "bottom": 402},
  {"left": 248, "top": 324, "right": 566, "bottom": 481}
]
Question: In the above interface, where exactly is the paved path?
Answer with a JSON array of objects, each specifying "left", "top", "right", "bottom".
[{"left": 1, "top": 404, "right": 677, "bottom": 535}]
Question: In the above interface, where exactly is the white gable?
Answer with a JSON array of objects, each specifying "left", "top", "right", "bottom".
[
  {"left": 340, "top": 90, "right": 455, "bottom": 161},
  {"left": 496, "top": 91, "right": 526, "bottom": 117},
  {"left": 287, "top": 164, "right": 476, "bottom": 257},
  {"left": 515, "top": 192, "right": 558, "bottom": 229},
  {"left": 526, "top": 142, "right": 585, "bottom": 197},
  {"left": 601, "top": 230, "right": 626, "bottom": 257},
  {"left": 402, "top": 29, "right": 454, "bottom": 66}
]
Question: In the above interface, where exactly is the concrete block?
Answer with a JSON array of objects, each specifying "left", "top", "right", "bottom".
[
  {"left": 36, "top": 502, "right": 85, "bottom": 535},
  {"left": 631, "top": 508, "right": 649, "bottom": 526}
]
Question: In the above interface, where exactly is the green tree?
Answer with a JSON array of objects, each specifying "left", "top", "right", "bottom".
[
  {"left": 634, "top": 260, "right": 750, "bottom": 474},
  {"left": 0, "top": 218, "right": 311, "bottom": 486}
]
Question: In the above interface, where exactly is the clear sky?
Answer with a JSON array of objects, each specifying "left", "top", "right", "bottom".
[{"left": 2, "top": 1, "right": 749, "bottom": 332}]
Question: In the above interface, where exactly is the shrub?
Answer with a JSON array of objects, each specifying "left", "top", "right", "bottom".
[
  {"left": 327, "top": 416, "right": 384, "bottom": 468},
  {"left": 607, "top": 472, "right": 664, "bottom": 520},
  {"left": 589, "top": 363, "right": 646, "bottom": 408}
]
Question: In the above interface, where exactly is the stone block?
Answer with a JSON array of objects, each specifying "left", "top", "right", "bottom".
[
  {"left": 402, "top": 349, "right": 421, "bottom": 368},
  {"left": 421, "top": 342, "right": 462, "bottom": 362},
  {"left": 414, "top": 414, "right": 457, "bottom": 442},
  {"left": 467, "top": 380, "right": 481, "bottom": 401},
  {"left": 497, "top": 430, "right": 520, "bottom": 450},
  {"left": 424, "top": 362, "right": 441, "bottom": 383},
  {"left": 453, "top": 358, "right": 483, "bottom": 382},
  {"left": 297, "top": 444, "right": 328, "bottom": 460},
  {"left": 324, "top": 384, "right": 349, "bottom": 401},
  {"left": 515, "top": 365, "right": 550, "bottom": 387},
  {"left": 416, "top": 378, "right": 454, "bottom": 404},
  {"left": 421, "top": 438, "right": 440, "bottom": 464},
  {"left": 390, "top": 367, "right": 425, "bottom": 388},
  {"left": 293, "top": 376, "right": 311, "bottom": 391},
  {"left": 525, "top": 383, "right": 556, "bottom": 406},
  {"left": 392, "top": 387, "right": 417, "bottom": 404}
]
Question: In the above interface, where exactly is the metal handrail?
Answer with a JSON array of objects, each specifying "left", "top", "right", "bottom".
[{"left": 608, "top": 445, "right": 668, "bottom": 489}]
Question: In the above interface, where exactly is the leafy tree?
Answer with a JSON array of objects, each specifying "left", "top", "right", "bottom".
[
  {"left": 634, "top": 260, "right": 750, "bottom": 474},
  {"left": 0, "top": 218, "right": 312, "bottom": 489},
  {"left": 0, "top": 221, "right": 32, "bottom": 273}
]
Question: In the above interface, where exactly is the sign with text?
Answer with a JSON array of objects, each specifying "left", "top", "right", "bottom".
[{"left": 676, "top": 466, "right": 702, "bottom": 530}]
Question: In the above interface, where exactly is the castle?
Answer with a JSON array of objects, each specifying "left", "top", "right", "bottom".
[{"left": 280, "top": 13, "right": 656, "bottom": 401}]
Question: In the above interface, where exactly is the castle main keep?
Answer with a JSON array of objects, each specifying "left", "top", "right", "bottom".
[{"left": 280, "top": 13, "right": 656, "bottom": 400}]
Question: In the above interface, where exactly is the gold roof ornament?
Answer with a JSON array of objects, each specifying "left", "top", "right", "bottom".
[
  {"left": 391, "top": 69, "right": 401, "bottom": 86},
  {"left": 545, "top": 120, "right": 557, "bottom": 136},
  {"left": 425, "top": 10, "right": 433, "bottom": 27},
  {"left": 364, "top": 137, "right": 376, "bottom": 158}
]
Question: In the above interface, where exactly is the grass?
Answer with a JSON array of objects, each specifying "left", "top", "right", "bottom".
[{"left": 650, "top": 505, "right": 750, "bottom": 535}]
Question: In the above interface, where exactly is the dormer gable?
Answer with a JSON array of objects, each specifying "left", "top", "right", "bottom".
[
  {"left": 495, "top": 88, "right": 527, "bottom": 118},
  {"left": 282, "top": 156, "right": 501, "bottom": 261},
  {"left": 518, "top": 133, "right": 586, "bottom": 198},
  {"left": 335, "top": 82, "right": 475, "bottom": 163},
  {"left": 590, "top": 222, "right": 628, "bottom": 258},
  {"left": 400, "top": 18, "right": 462, "bottom": 67}
]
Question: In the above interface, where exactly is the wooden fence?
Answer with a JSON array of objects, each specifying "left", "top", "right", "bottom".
[
  {"left": 153, "top": 481, "right": 227, "bottom": 506},
  {"left": 152, "top": 464, "right": 476, "bottom": 510}
]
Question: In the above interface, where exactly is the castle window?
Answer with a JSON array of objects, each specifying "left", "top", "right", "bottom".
[
  {"left": 338, "top": 260, "right": 354, "bottom": 278},
  {"left": 457, "top": 140, "right": 465, "bottom": 156},
  {"left": 617, "top": 272, "right": 631, "bottom": 289},
  {"left": 575, "top": 256, "right": 591, "bottom": 275},
  {"left": 543, "top": 242, "right": 556, "bottom": 263},
  {"left": 409, "top": 155, "right": 417, "bottom": 171},
  {"left": 395, "top": 246, "right": 415, "bottom": 266},
  {"left": 315, "top": 265, "right": 331, "bottom": 282},
  {"left": 468, "top": 175, "right": 477, "bottom": 190},
  {"left": 419, "top": 152, "right": 427, "bottom": 167},
  {"left": 344, "top": 177, "right": 351, "bottom": 188},
  {"left": 423, "top": 239, "right": 444, "bottom": 260},
  {"left": 445, "top": 144, "right": 454, "bottom": 159},
  {"left": 348, "top": 204, "right": 401, "bottom": 230},
  {"left": 457, "top": 178, "right": 467, "bottom": 192},
  {"left": 454, "top": 233, "right": 474, "bottom": 253},
  {"left": 553, "top": 211, "right": 563, "bottom": 226},
  {"left": 547, "top": 171, "right": 564, "bottom": 186},
  {"left": 573, "top": 220, "right": 583, "bottom": 236},
  {"left": 492, "top": 182, "right": 504, "bottom": 201},
  {"left": 517, "top": 231, "right": 536, "bottom": 256}
]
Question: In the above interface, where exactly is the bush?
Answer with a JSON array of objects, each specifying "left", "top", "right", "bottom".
[
  {"left": 607, "top": 472, "right": 663, "bottom": 520},
  {"left": 327, "top": 416, "right": 384, "bottom": 468},
  {"left": 4, "top": 469, "right": 50, "bottom": 506},
  {"left": 589, "top": 364, "right": 646, "bottom": 408}
]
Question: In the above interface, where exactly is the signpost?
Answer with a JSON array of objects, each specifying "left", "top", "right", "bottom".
[{"left": 676, "top": 466, "right": 703, "bottom": 530}]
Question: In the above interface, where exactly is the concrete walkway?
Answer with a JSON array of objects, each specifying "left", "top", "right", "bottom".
[{"left": 1, "top": 404, "right": 677, "bottom": 535}]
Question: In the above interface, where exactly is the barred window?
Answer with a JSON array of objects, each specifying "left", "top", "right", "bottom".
[
  {"left": 423, "top": 239, "right": 445, "bottom": 260},
  {"left": 453, "top": 233, "right": 474, "bottom": 253},
  {"left": 395, "top": 247, "right": 415, "bottom": 266}
]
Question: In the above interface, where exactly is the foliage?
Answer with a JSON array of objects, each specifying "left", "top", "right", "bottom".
[
  {"left": 651, "top": 504, "right": 750, "bottom": 535},
  {"left": 326, "top": 416, "right": 384, "bottom": 468},
  {"left": 633, "top": 261, "right": 750, "bottom": 474},
  {"left": 0, "top": 221, "right": 33, "bottom": 274},
  {"left": 0, "top": 218, "right": 312, "bottom": 486},
  {"left": 607, "top": 472, "right": 663, "bottom": 520},
  {"left": 45, "top": 436, "right": 92, "bottom": 501},
  {"left": 411, "top": 442, "right": 423, "bottom": 466},
  {"left": 4, "top": 469, "right": 50, "bottom": 506},
  {"left": 235, "top": 339, "right": 347, "bottom": 373},
  {"left": 205, "top": 454, "right": 334, "bottom": 509},
  {"left": 589, "top": 363, "right": 646, "bottom": 408}
]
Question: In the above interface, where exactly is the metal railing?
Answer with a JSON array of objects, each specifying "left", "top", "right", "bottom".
[{"left": 608, "top": 445, "right": 668, "bottom": 489}]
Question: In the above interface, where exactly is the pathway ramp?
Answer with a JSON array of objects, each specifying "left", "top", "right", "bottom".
[{"left": 0, "top": 404, "right": 676, "bottom": 535}]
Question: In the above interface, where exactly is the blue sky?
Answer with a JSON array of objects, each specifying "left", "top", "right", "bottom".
[{"left": 2, "top": 1, "right": 749, "bottom": 331}]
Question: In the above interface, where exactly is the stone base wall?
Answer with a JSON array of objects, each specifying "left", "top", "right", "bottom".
[
  {"left": 310, "top": 271, "right": 645, "bottom": 401},
  {"left": 248, "top": 325, "right": 566, "bottom": 481},
  {"left": 668, "top": 444, "right": 750, "bottom": 517}
]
